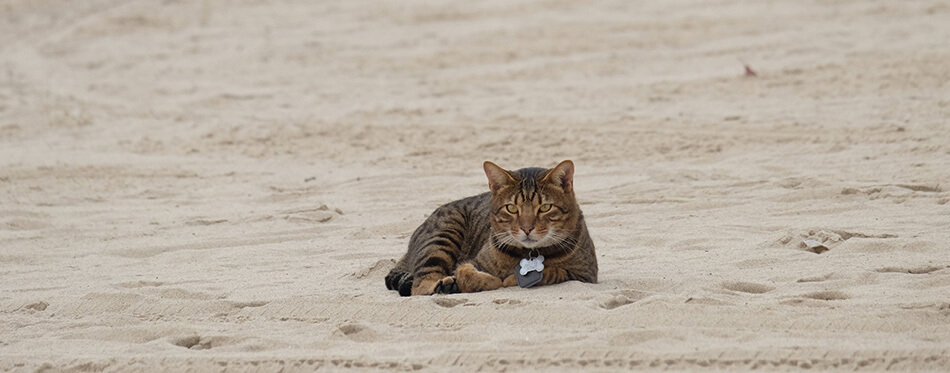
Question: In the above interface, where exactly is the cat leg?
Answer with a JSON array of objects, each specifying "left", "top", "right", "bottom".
[
  {"left": 409, "top": 246, "right": 460, "bottom": 296},
  {"left": 404, "top": 204, "right": 469, "bottom": 296},
  {"left": 538, "top": 267, "right": 571, "bottom": 286},
  {"left": 455, "top": 263, "right": 503, "bottom": 293},
  {"left": 407, "top": 236, "right": 462, "bottom": 295}
]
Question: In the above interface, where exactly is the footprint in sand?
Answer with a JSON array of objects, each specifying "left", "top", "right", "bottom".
[
  {"left": 801, "top": 290, "right": 849, "bottom": 301},
  {"left": 335, "top": 323, "right": 380, "bottom": 342},
  {"left": 876, "top": 265, "right": 946, "bottom": 274},
  {"left": 796, "top": 273, "right": 834, "bottom": 283},
  {"left": 169, "top": 335, "right": 210, "bottom": 350},
  {"left": 432, "top": 297, "right": 467, "bottom": 308},
  {"left": 600, "top": 290, "right": 649, "bottom": 310},
  {"left": 168, "top": 335, "right": 265, "bottom": 351},
  {"left": 492, "top": 299, "right": 524, "bottom": 308},
  {"left": 281, "top": 205, "right": 342, "bottom": 224},
  {"left": 721, "top": 281, "right": 775, "bottom": 294},
  {"left": 21, "top": 301, "right": 49, "bottom": 311},
  {"left": 229, "top": 300, "right": 269, "bottom": 309}
]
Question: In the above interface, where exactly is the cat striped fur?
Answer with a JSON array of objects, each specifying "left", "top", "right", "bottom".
[{"left": 385, "top": 160, "right": 597, "bottom": 296}]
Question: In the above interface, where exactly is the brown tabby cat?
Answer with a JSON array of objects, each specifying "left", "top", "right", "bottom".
[{"left": 385, "top": 160, "right": 597, "bottom": 296}]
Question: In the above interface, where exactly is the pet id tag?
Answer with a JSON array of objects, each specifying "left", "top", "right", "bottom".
[{"left": 515, "top": 255, "right": 544, "bottom": 288}]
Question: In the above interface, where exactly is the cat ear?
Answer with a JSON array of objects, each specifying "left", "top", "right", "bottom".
[
  {"left": 542, "top": 160, "right": 574, "bottom": 192},
  {"left": 483, "top": 161, "right": 515, "bottom": 193}
]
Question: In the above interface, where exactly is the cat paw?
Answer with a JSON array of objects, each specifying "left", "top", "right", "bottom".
[
  {"left": 386, "top": 271, "right": 413, "bottom": 297},
  {"left": 397, "top": 276, "right": 413, "bottom": 297},
  {"left": 433, "top": 277, "right": 460, "bottom": 294},
  {"left": 502, "top": 274, "right": 518, "bottom": 287},
  {"left": 456, "top": 264, "right": 503, "bottom": 293}
]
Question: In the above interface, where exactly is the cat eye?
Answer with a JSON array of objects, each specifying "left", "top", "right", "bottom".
[
  {"left": 539, "top": 204, "right": 552, "bottom": 213},
  {"left": 505, "top": 204, "right": 519, "bottom": 214}
]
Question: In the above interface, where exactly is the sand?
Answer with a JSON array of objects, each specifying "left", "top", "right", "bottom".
[{"left": 2, "top": 0, "right": 950, "bottom": 371}]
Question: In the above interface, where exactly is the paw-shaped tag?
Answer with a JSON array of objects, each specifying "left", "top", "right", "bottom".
[{"left": 519, "top": 255, "right": 544, "bottom": 275}]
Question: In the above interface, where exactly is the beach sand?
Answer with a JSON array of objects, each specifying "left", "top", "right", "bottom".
[{"left": 2, "top": 0, "right": 949, "bottom": 370}]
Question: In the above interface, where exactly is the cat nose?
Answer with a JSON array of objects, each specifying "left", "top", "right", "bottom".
[{"left": 522, "top": 227, "right": 533, "bottom": 235}]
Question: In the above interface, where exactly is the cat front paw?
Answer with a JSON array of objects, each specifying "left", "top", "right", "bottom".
[
  {"left": 433, "top": 276, "right": 460, "bottom": 294},
  {"left": 502, "top": 274, "right": 518, "bottom": 287},
  {"left": 456, "top": 263, "right": 503, "bottom": 293}
]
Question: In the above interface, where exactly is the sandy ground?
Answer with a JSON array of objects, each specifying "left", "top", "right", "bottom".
[{"left": 2, "top": 0, "right": 950, "bottom": 371}]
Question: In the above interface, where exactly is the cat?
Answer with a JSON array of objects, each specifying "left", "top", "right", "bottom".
[{"left": 385, "top": 160, "right": 597, "bottom": 296}]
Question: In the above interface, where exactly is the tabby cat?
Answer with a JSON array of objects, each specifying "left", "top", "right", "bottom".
[{"left": 385, "top": 160, "right": 597, "bottom": 296}]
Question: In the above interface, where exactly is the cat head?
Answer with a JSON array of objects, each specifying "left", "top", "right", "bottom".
[{"left": 483, "top": 160, "right": 579, "bottom": 249}]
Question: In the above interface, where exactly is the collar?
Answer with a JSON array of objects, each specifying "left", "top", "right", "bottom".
[{"left": 491, "top": 236, "right": 570, "bottom": 259}]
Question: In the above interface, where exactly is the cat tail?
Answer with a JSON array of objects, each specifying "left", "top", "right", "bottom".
[{"left": 385, "top": 260, "right": 413, "bottom": 296}]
